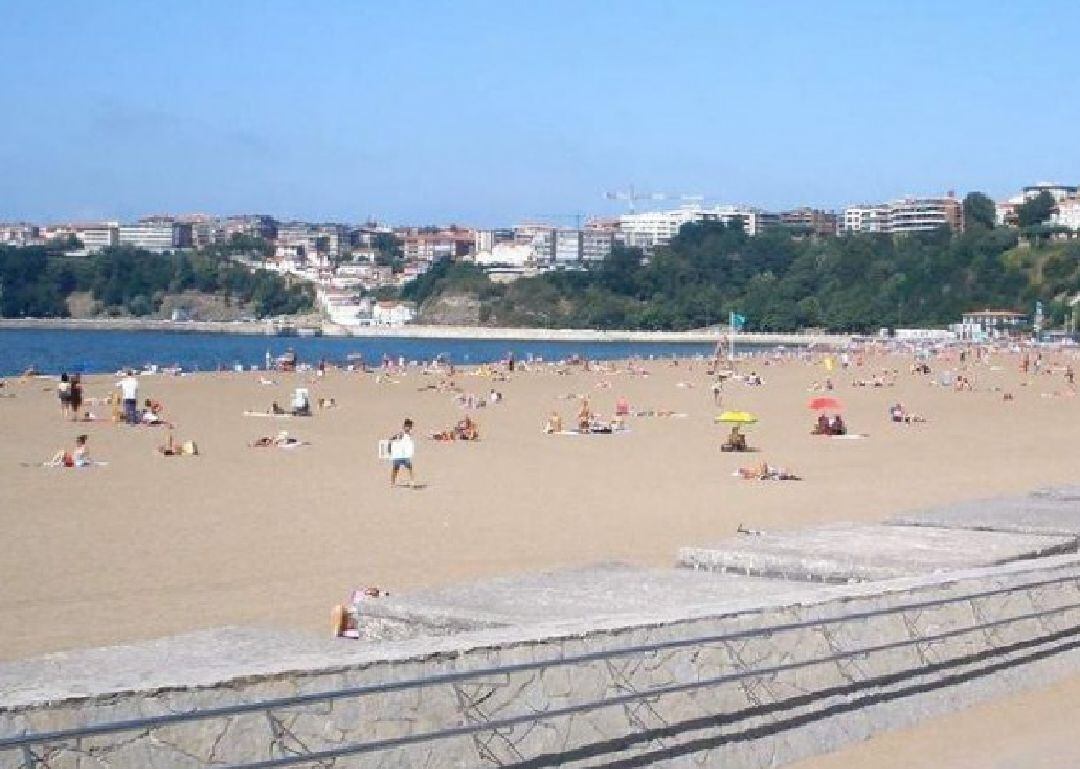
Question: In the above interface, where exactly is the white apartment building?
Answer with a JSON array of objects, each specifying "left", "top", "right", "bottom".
[
  {"left": 513, "top": 224, "right": 555, "bottom": 264},
  {"left": 0, "top": 224, "right": 41, "bottom": 247},
  {"left": 275, "top": 224, "right": 348, "bottom": 267},
  {"left": 841, "top": 196, "right": 963, "bottom": 235},
  {"left": 73, "top": 223, "right": 119, "bottom": 253},
  {"left": 841, "top": 205, "right": 890, "bottom": 233},
  {"left": 117, "top": 222, "right": 193, "bottom": 253},
  {"left": 582, "top": 229, "right": 614, "bottom": 262},
  {"left": 554, "top": 230, "right": 582, "bottom": 264},
  {"left": 617, "top": 205, "right": 770, "bottom": 251},
  {"left": 1052, "top": 199, "right": 1080, "bottom": 231},
  {"left": 1022, "top": 182, "right": 1078, "bottom": 203}
]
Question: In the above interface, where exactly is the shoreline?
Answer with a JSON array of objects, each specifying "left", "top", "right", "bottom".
[{"left": 0, "top": 317, "right": 850, "bottom": 346}]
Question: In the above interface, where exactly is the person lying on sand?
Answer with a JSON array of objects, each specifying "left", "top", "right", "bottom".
[
  {"left": 250, "top": 431, "right": 308, "bottom": 448},
  {"left": 889, "top": 403, "right": 927, "bottom": 423},
  {"left": 331, "top": 586, "right": 388, "bottom": 639},
  {"left": 737, "top": 460, "right": 801, "bottom": 481}
]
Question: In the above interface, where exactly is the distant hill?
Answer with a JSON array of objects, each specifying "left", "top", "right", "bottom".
[
  {"left": 401, "top": 222, "right": 1077, "bottom": 333},
  {"left": 0, "top": 245, "right": 314, "bottom": 320}
]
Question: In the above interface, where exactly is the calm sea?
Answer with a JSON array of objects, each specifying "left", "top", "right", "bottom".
[{"left": 0, "top": 328, "right": 743, "bottom": 376}]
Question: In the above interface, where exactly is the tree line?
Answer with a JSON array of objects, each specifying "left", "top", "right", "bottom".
[{"left": 0, "top": 244, "right": 313, "bottom": 318}]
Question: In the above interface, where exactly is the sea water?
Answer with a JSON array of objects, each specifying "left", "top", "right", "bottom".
[{"left": 0, "top": 328, "right": 758, "bottom": 376}]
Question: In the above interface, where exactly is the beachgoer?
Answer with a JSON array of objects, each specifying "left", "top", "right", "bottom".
[
  {"left": 69, "top": 374, "right": 83, "bottom": 422},
  {"left": 543, "top": 412, "right": 563, "bottom": 434},
  {"left": 721, "top": 425, "right": 748, "bottom": 452},
  {"left": 813, "top": 414, "right": 831, "bottom": 435},
  {"left": 577, "top": 398, "right": 591, "bottom": 432},
  {"left": 830, "top": 414, "right": 847, "bottom": 436},
  {"left": 72, "top": 434, "right": 91, "bottom": 467},
  {"left": 291, "top": 388, "right": 311, "bottom": 416},
  {"left": 389, "top": 418, "right": 416, "bottom": 488},
  {"left": 58, "top": 373, "right": 72, "bottom": 418},
  {"left": 118, "top": 371, "right": 139, "bottom": 424},
  {"left": 454, "top": 415, "right": 479, "bottom": 441}
]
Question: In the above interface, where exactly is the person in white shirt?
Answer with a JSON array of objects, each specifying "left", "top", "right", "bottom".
[
  {"left": 389, "top": 418, "right": 416, "bottom": 488},
  {"left": 117, "top": 372, "right": 139, "bottom": 424}
]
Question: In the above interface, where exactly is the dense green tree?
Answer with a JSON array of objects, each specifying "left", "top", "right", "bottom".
[
  {"left": 963, "top": 191, "right": 997, "bottom": 230},
  {"left": 0, "top": 245, "right": 312, "bottom": 318},
  {"left": 1017, "top": 191, "right": 1057, "bottom": 227}
]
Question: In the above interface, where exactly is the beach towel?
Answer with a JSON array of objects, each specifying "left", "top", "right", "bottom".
[
  {"left": 826, "top": 434, "right": 870, "bottom": 440},
  {"left": 243, "top": 411, "right": 295, "bottom": 418}
]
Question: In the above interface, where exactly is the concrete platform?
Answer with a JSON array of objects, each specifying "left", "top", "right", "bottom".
[
  {"left": 678, "top": 523, "right": 1078, "bottom": 583},
  {"left": 357, "top": 563, "right": 820, "bottom": 635},
  {"left": 891, "top": 488, "right": 1080, "bottom": 536}
]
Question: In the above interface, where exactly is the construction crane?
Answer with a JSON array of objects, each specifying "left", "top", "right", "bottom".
[{"left": 604, "top": 186, "right": 705, "bottom": 214}]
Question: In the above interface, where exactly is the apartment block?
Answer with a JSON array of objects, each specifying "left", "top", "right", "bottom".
[
  {"left": 553, "top": 230, "right": 582, "bottom": 264},
  {"left": 399, "top": 227, "right": 475, "bottom": 262},
  {"left": 73, "top": 223, "right": 119, "bottom": 253},
  {"left": 513, "top": 224, "right": 555, "bottom": 264},
  {"left": 617, "top": 205, "right": 772, "bottom": 251},
  {"left": 582, "top": 229, "right": 614, "bottom": 262},
  {"left": 779, "top": 207, "right": 838, "bottom": 237},
  {"left": 841, "top": 195, "right": 963, "bottom": 235},
  {"left": 276, "top": 223, "right": 349, "bottom": 266},
  {"left": 117, "top": 222, "right": 194, "bottom": 253}
]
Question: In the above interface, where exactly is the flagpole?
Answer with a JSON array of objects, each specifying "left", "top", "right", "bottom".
[{"left": 729, "top": 311, "right": 736, "bottom": 363}]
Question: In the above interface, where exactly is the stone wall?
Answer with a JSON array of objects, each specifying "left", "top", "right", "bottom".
[{"left": 4, "top": 556, "right": 1080, "bottom": 768}]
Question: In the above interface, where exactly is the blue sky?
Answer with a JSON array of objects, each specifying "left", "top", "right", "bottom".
[{"left": 2, "top": 1, "right": 1078, "bottom": 225}]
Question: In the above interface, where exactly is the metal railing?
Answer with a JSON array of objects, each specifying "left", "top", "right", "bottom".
[{"left": 4, "top": 572, "right": 1080, "bottom": 768}]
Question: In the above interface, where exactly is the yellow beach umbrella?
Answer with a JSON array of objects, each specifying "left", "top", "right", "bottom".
[{"left": 715, "top": 411, "right": 758, "bottom": 424}]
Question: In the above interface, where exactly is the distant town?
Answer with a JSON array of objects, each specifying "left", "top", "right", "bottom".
[{"left": 2, "top": 182, "right": 1077, "bottom": 329}]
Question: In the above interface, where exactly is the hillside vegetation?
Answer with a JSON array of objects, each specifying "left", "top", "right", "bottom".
[
  {"left": 404, "top": 221, "right": 1080, "bottom": 332},
  {"left": 0, "top": 245, "right": 313, "bottom": 319}
]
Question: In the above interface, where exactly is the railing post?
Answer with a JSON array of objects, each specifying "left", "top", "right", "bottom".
[{"left": 20, "top": 745, "right": 35, "bottom": 768}]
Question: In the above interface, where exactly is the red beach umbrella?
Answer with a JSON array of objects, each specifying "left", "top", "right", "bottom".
[{"left": 809, "top": 396, "right": 843, "bottom": 411}]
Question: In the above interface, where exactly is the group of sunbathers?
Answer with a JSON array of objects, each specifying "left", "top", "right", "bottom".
[
  {"left": 812, "top": 414, "right": 847, "bottom": 436},
  {"left": 430, "top": 415, "right": 480, "bottom": 442}
]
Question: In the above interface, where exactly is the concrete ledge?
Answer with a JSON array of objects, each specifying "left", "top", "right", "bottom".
[
  {"left": 357, "top": 563, "right": 819, "bottom": 635},
  {"left": 892, "top": 489, "right": 1080, "bottom": 536},
  {"left": 677, "top": 523, "right": 1077, "bottom": 583},
  {"left": 3, "top": 556, "right": 1080, "bottom": 769}
]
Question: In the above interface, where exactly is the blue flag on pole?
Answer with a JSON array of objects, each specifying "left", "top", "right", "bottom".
[{"left": 731, "top": 313, "right": 747, "bottom": 330}]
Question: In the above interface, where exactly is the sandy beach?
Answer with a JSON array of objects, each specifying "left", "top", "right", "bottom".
[
  {"left": 2, "top": 347, "right": 1080, "bottom": 764},
  {"left": 3, "top": 349, "right": 1079, "bottom": 660}
]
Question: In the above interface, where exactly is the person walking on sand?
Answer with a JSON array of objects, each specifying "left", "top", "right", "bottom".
[
  {"left": 118, "top": 370, "right": 139, "bottom": 424},
  {"left": 389, "top": 418, "right": 416, "bottom": 488}
]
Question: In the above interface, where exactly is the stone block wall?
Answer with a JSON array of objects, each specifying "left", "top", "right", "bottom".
[{"left": 4, "top": 556, "right": 1080, "bottom": 768}]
